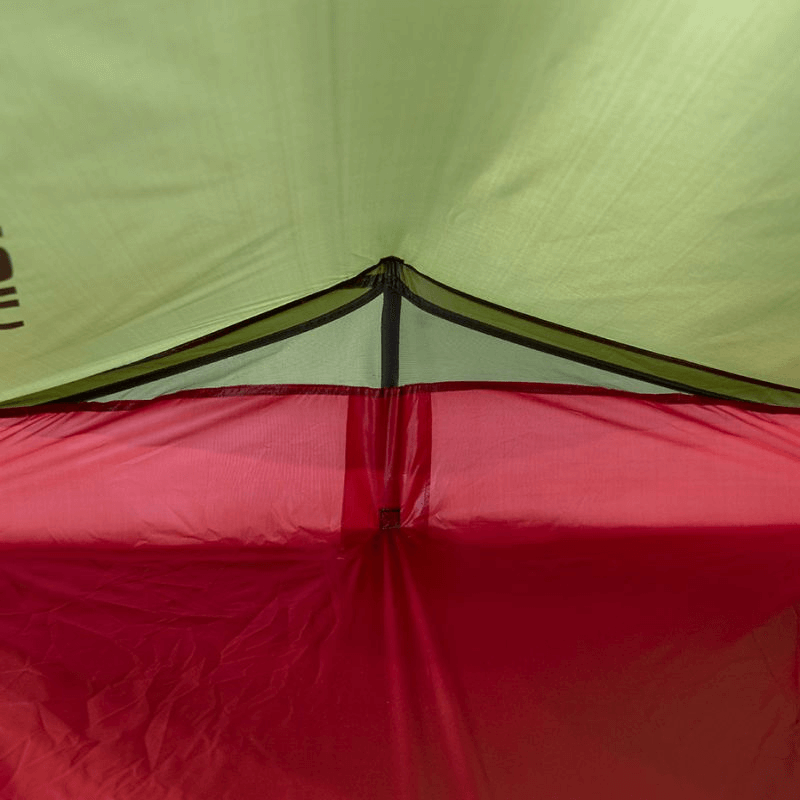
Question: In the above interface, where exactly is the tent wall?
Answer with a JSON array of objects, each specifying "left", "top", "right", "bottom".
[
  {"left": 2, "top": 386, "right": 799, "bottom": 798},
  {"left": 4, "top": 3, "right": 800, "bottom": 400}
]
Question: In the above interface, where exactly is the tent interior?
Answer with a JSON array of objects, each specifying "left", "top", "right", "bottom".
[{"left": 2, "top": 3, "right": 800, "bottom": 798}]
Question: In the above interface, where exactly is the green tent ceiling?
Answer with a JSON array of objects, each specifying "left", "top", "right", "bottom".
[{"left": 2, "top": 0, "right": 800, "bottom": 402}]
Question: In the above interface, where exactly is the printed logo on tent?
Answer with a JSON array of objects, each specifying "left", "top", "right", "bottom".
[{"left": 0, "top": 228, "right": 23, "bottom": 330}]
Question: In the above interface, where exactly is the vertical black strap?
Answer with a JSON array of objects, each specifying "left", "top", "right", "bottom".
[{"left": 381, "top": 259, "right": 402, "bottom": 388}]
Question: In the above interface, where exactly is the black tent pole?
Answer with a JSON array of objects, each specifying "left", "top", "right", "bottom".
[{"left": 380, "top": 258, "right": 402, "bottom": 388}]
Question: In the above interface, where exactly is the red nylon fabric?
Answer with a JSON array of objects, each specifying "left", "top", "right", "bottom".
[
  {"left": 341, "top": 391, "right": 431, "bottom": 545},
  {"left": 1, "top": 386, "right": 799, "bottom": 799},
  {"left": 0, "top": 392, "right": 349, "bottom": 546}
]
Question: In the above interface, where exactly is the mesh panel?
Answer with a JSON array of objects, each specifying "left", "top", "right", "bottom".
[
  {"left": 398, "top": 301, "right": 671, "bottom": 392},
  {"left": 100, "top": 295, "right": 674, "bottom": 400},
  {"left": 99, "top": 298, "right": 383, "bottom": 399}
]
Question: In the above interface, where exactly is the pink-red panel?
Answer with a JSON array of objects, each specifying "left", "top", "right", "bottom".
[
  {"left": 0, "top": 385, "right": 798, "bottom": 799},
  {"left": 430, "top": 388, "right": 800, "bottom": 539},
  {"left": 0, "top": 391, "right": 349, "bottom": 546}
]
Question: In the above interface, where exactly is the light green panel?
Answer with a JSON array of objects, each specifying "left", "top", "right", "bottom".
[
  {"left": 2, "top": 1, "right": 800, "bottom": 401},
  {"left": 398, "top": 302, "right": 670, "bottom": 392},
  {"left": 98, "top": 299, "right": 384, "bottom": 400},
  {"left": 0, "top": 1, "right": 366, "bottom": 402},
  {"left": 402, "top": 0, "right": 800, "bottom": 387}
]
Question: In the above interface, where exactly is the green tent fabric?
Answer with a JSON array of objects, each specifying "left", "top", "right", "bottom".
[{"left": 3, "top": 0, "right": 800, "bottom": 403}]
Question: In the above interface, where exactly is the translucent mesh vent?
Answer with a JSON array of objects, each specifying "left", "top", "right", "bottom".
[
  {"left": 398, "top": 301, "right": 670, "bottom": 392},
  {"left": 99, "top": 298, "right": 384, "bottom": 400},
  {"left": 100, "top": 295, "right": 672, "bottom": 401}
]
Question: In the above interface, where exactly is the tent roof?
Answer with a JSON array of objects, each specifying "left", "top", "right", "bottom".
[{"left": 2, "top": 1, "right": 800, "bottom": 401}]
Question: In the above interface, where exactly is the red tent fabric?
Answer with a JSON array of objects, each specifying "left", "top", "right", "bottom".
[{"left": 2, "top": 385, "right": 798, "bottom": 798}]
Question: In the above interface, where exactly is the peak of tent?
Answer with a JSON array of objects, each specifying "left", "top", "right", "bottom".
[{"left": 4, "top": 259, "right": 800, "bottom": 409}]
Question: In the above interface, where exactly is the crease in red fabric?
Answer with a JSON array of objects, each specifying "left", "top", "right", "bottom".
[
  {"left": 342, "top": 390, "right": 489, "bottom": 799},
  {"left": 341, "top": 390, "right": 431, "bottom": 547}
]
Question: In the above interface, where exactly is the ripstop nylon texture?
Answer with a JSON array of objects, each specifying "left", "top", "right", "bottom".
[
  {"left": 3, "top": 0, "right": 800, "bottom": 400},
  {"left": 1, "top": 386, "right": 799, "bottom": 798}
]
